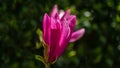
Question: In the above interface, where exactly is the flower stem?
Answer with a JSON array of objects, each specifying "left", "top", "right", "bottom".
[{"left": 45, "top": 63, "right": 50, "bottom": 68}]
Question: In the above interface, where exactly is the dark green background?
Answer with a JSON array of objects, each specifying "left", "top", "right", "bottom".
[{"left": 0, "top": 0, "right": 120, "bottom": 68}]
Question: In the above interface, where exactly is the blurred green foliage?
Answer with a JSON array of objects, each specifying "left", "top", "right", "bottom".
[{"left": 0, "top": 0, "right": 120, "bottom": 68}]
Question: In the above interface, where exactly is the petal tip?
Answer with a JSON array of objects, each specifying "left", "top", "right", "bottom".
[
  {"left": 80, "top": 28, "right": 85, "bottom": 33},
  {"left": 69, "top": 28, "right": 85, "bottom": 42},
  {"left": 50, "top": 5, "right": 58, "bottom": 17},
  {"left": 44, "top": 13, "right": 49, "bottom": 17},
  {"left": 54, "top": 4, "right": 58, "bottom": 8}
]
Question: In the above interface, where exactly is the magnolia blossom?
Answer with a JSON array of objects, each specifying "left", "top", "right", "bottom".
[{"left": 43, "top": 5, "right": 85, "bottom": 63}]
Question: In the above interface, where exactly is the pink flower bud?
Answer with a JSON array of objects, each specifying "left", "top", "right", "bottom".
[{"left": 42, "top": 5, "right": 85, "bottom": 63}]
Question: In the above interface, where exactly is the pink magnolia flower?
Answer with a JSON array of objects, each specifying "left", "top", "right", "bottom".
[{"left": 42, "top": 5, "right": 85, "bottom": 63}]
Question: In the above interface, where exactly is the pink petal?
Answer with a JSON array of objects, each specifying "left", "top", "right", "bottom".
[
  {"left": 68, "top": 16, "right": 76, "bottom": 32},
  {"left": 54, "top": 13, "right": 60, "bottom": 20},
  {"left": 49, "top": 20, "right": 71, "bottom": 62},
  {"left": 61, "top": 9, "right": 71, "bottom": 21},
  {"left": 57, "top": 20, "right": 71, "bottom": 58},
  {"left": 48, "top": 18, "right": 61, "bottom": 62},
  {"left": 50, "top": 5, "right": 58, "bottom": 17},
  {"left": 59, "top": 10, "right": 65, "bottom": 19},
  {"left": 69, "top": 28, "right": 85, "bottom": 42},
  {"left": 43, "top": 13, "right": 51, "bottom": 46}
]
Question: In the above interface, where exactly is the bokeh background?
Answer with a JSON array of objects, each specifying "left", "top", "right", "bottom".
[{"left": 0, "top": 0, "right": 120, "bottom": 68}]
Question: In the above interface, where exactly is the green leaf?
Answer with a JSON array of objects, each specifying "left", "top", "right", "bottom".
[
  {"left": 36, "top": 42, "right": 42, "bottom": 49},
  {"left": 36, "top": 28, "right": 43, "bottom": 36},
  {"left": 35, "top": 55, "right": 45, "bottom": 64}
]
